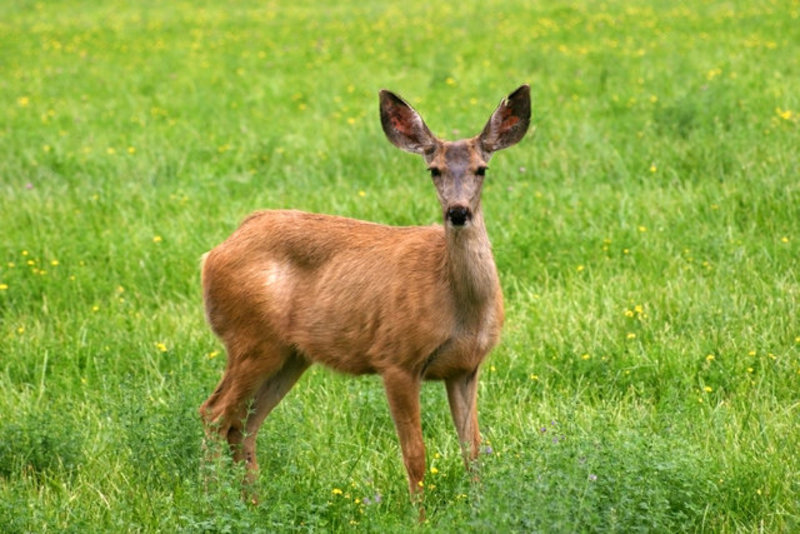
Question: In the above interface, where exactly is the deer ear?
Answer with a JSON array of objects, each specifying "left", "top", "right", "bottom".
[
  {"left": 478, "top": 85, "right": 531, "bottom": 154},
  {"left": 379, "top": 90, "right": 437, "bottom": 154}
]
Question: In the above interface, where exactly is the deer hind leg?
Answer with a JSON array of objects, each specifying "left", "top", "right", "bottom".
[
  {"left": 445, "top": 369, "right": 481, "bottom": 468},
  {"left": 240, "top": 350, "right": 310, "bottom": 485},
  {"left": 199, "top": 341, "right": 291, "bottom": 470}
]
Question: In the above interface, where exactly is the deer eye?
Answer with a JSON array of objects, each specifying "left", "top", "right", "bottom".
[
  {"left": 428, "top": 167, "right": 442, "bottom": 178},
  {"left": 476, "top": 167, "right": 488, "bottom": 176}
]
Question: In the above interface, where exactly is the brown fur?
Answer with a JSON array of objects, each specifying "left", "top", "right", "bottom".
[{"left": 199, "top": 86, "right": 531, "bottom": 511}]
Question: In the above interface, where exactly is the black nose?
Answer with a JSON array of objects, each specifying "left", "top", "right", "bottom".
[{"left": 446, "top": 206, "right": 471, "bottom": 226}]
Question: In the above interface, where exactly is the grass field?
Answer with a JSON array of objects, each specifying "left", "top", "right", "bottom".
[{"left": 1, "top": 0, "right": 799, "bottom": 531}]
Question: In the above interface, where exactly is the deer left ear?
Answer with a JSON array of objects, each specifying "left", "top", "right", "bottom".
[
  {"left": 379, "top": 90, "right": 438, "bottom": 155},
  {"left": 478, "top": 85, "right": 531, "bottom": 154}
]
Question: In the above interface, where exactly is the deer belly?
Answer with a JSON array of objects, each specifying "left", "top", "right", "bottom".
[{"left": 289, "top": 292, "right": 451, "bottom": 376}]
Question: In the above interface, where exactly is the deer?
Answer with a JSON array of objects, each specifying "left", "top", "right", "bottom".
[{"left": 199, "top": 85, "right": 531, "bottom": 512}]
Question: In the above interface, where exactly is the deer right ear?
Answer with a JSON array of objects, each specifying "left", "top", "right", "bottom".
[
  {"left": 478, "top": 84, "right": 531, "bottom": 154},
  {"left": 379, "top": 90, "right": 437, "bottom": 155}
]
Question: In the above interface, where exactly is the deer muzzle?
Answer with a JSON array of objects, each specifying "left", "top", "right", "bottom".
[{"left": 446, "top": 205, "right": 472, "bottom": 227}]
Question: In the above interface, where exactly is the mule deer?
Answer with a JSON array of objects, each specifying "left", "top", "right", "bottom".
[{"left": 199, "top": 85, "right": 531, "bottom": 506}]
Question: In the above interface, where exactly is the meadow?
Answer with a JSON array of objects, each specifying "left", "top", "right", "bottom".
[{"left": 1, "top": 0, "right": 799, "bottom": 531}]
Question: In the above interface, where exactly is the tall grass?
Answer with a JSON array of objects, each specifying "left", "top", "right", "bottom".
[{"left": 1, "top": 0, "right": 798, "bottom": 531}]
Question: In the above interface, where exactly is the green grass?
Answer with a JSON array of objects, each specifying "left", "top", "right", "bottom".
[{"left": 1, "top": 0, "right": 799, "bottom": 531}]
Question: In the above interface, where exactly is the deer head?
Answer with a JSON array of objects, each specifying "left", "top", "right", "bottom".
[{"left": 379, "top": 85, "right": 531, "bottom": 228}]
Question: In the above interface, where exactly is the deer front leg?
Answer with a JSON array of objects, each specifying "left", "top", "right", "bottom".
[
  {"left": 382, "top": 368, "right": 426, "bottom": 509},
  {"left": 445, "top": 370, "right": 481, "bottom": 467}
]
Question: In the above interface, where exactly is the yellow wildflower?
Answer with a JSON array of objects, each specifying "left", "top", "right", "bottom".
[{"left": 776, "top": 108, "right": 793, "bottom": 121}]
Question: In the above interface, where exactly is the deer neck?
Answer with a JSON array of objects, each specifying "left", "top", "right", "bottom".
[{"left": 444, "top": 207, "right": 499, "bottom": 311}]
